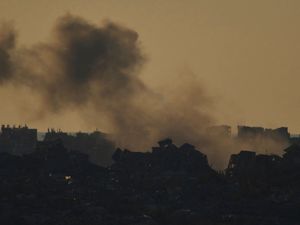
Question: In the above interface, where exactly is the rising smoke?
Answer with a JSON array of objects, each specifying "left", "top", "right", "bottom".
[
  {"left": 0, "top": 14, "right": 287, "bottom": 169},
  {"left": 0, "top": 14, "right": 215, "bottom": 150},
  {"left": 0, "top": 21, "right": 16, "bottom": 83}
]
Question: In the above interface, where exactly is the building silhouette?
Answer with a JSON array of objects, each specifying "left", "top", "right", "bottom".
[{"left": 0, "top": 125, "right": 37, "bottom": 154}]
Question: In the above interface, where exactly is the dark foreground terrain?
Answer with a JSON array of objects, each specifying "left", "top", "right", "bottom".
[{"left": 0, "top": 139, "right": 300, "bottom": 225}]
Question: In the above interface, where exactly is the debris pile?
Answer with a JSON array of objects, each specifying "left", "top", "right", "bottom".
[{"left": 0, "top": 139, "right": 300, "bottom": 225}]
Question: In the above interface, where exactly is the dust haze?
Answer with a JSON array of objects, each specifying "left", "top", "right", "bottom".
[
  {"left": 0, "top": 14, "right": 214, "bottom": 144},
  {"left": 0, "top": 14, "right": 287, "bottom": 168}
]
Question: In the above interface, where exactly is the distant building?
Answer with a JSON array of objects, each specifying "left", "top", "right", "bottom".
[
  {"left": 0, "top": 125, "right": 37, "bottom": 154},
  {"left": 227, "top": 150, "right": 282, "bottom": 178},
  {"left": 237, "top": 125, "right": 290, "bottom": 141},
  {"left": 112, "top": 138, "right": 216, "bottom": 177},
  {"left": 237, "top": 126, "right": 265, "bottom": 139},
  {"left": 289, "top": 134, "right": 300, "bottom": 145},
  {"left": 43, "top": 129, "right": 115, "bottom": 166},
  {"left": 207, "top": 125, "right": 231, "bottom": 138},
  {"left": 283, "top": 144, "right": 300, "bottom": 165},
  {"left": 227, "top": 150, "right": 256, "bottom": 177},
  {"left": 264, "top": 127, "right": 290, "bottom": 141}
]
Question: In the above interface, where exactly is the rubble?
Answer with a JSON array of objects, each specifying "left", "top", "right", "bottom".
[{"left": 0, "top": 138, "right": 300, "bottom": 224}]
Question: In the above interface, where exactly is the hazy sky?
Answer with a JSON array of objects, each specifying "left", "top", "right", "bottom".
[{"left": 1, "top": 0, "right": 300, "bottom": 133}]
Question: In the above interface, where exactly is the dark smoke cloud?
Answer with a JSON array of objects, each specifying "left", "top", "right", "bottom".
[
  {"left": 0, "top": 22, "right": 16, "bottom": 83},
  {"left": 14, "top": 14, "right": 145, "bottom": 112},
  {"left": 0, "top": 14, "right": 289, "bottom": 169},
  {"left": 0, "top": 14, "right": 236, "bottom": 166},
  {"left": 0, "top": 14, "right": 215, "bottom": 149}
]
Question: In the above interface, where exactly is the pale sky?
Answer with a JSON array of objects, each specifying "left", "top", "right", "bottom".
[{"left": 1, "top": 0, "right": 300, "bottom": 133}]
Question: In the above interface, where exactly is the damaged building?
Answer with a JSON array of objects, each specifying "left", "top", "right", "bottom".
[
  {"left": 236, "top": 125, "right": 291, "bottom": 154},
  {"left": 1, "top": 137, "right": 300, "bottom": 224},
  {"left": 0, "top": 125, "right": 115, "bottom": 166},
  {"left": 237, "top": 125, "right": 290, "bottom": 142},
  {"left": 226, "top": 150, "right": 282, "bottom": 180},
  {"left": 0, "top": 125, "right": 37, "bottom": 154},
  {"left": 43, "top": 129, "right": 115, "bottom": 166},
  {"left": 112, "top": 138, "right": 215, "bottom": 176},
  {"left": 282, "top": 143, "right": 300, "bottom": 165}
]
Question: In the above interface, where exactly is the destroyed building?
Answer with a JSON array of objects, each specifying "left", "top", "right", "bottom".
[
  {"left": 0, "top": 125, "right": 37, "bottom": 154},
  {"left": 43, "top": 129, "right": 115, "bottom": 166},
  {"left": 0, "top": 134, "right": 300, "bottom": 224},
  {"left": 282, "top": 143, "right": 300, "bottom": 165},
  {"left": 112, "top": 138, "right": 213, "bottom": 174},
  {"left": 264, "top": 127, "right": 290, "bottom": 140},
  {"left": 0, "top": 125, "right": 115, "bottom": 166},
  {"left": 237, "top": 125, "right": 290, "bottom": 141},
  {"left": 289, "top": 134, "right": 300, "bottom": 146},
  {"left": 237, "top": 126, "right": 265, "bottom": 139},
  {"left": 112, "top": 138, "right": 217, "bottom": 184},
  {"left": 208, "top": 125, "right": 292, "bottom": 145},
  {"left": 236, "top": 126, "right": 291, "bottom": 154},
  {"left": 226, "top": 150, "right": 282, "bottom": 180}
]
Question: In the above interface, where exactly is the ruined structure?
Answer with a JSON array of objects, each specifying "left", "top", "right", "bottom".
[
  {"left": 237, "top": 125, "right": 290, "bottom": 141},
  {"left": 0, "top": 125, "right": 37, "bottom": 154},
  {"left": 0, "top": 125, "right": 115, "bottom": 166},
  {"left": 236, "top": 126, "right": 291, "bottom": 154},
  {"left": 0, "top": 136, "right": 300, "bottom": 224},
  {"left": 112, "top": 138, "right": 215, "bottom": 177},
  {"left": 237, "top": 126, "right": 265, "bottom": 139},
  {"left": 226, "top": 150, "right": 282, "bottom": 180},
  {"left": 283, "top": 143, "right": 300, "bottom": 165},
  {"left": 43, "top": 129, "right": 115, "bottom": 166}
]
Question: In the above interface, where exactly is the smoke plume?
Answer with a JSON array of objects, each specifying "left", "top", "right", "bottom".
[
  {"left": 0, "top": 14, "right": 215, "bottom": 151},
  {"left": 0, "top": 21, "right": 16, "bottom": 83},
  {"left": 0, "top": 14, "right": 291, "bottom": 169}
]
